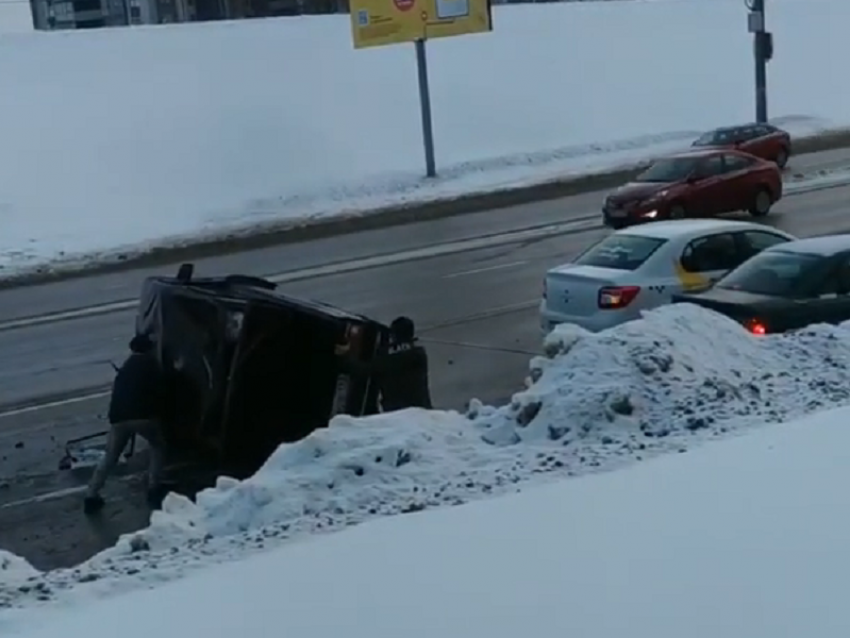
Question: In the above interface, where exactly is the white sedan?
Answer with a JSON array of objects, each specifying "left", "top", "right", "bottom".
[{"left": 540, "top": 218, "right": 797, "bottom": 333}]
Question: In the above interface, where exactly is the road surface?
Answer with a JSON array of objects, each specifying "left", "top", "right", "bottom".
[{"left": 3, "top": 149, "right": 850, "bottom": 570}]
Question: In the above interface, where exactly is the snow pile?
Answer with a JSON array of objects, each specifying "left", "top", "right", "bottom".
[
  {"left": 479, "top": 302, "right": 850, "bottom": 447},
  {"left": 0, "top": 552, "right": 38, "bottom": 587},
  {"left": 0, "top": 6, "right": 31, "bottom": 33},
  {"left": 8, "top": 404, "right": 850, "bottom": 638},
  {"left": 3, "top": 303, "right": 850, "bottom": 610},
  {"left": 135, "top": 410, "right": 492, "bottom": 543}
]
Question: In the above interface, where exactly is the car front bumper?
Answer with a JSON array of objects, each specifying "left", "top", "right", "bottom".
[{"left": 602, "top": 204, "right": 664, "bottom": 227}]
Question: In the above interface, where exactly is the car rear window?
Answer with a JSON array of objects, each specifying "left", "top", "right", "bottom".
[
  {"left": 635, "top": 157, "right": 701, "bottom": 182},
  {"left": 693, "top": 131, "right": 722, "bottom": 146},
  {"left": 715, "top": 250, "right": 822, "bottom": 296},
  {"left": 573, "top": 234, "right": 666, "bottom": 271}
]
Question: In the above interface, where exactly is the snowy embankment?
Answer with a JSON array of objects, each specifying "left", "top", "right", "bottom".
[
  {"left": 2, "top": 0, "right": 850, "bottom": 274},
  {"left": 9, "top": 403, "right": 850, "bottom": 638},
  {"left": 4, "top": 303, "right": 850, "bottom": 610}
]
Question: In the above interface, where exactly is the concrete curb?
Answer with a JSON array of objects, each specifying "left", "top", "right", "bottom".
[{"left": 5, "top": 127, "right": 850, "bottom": 290}]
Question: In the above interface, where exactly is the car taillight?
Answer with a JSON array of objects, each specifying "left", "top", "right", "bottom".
[
  {"left": 598, "top": 286, "right": 641, "bottom": 310},
  {"left": 745, "top": 318, "right": 767, "bottom": 335},
  {"left": 346, "top": 323, "right": 364, "bottom": 355}
]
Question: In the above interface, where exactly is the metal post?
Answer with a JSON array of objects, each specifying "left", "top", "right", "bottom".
[
  {"left": 415, "top": 38, "right": 437, "bottom": 178},
  {"left": 748, "top": 0, "right": 768, "bottom": 123}
]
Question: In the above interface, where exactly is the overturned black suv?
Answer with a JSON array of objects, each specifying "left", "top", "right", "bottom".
[{"left": 132, "top": 263, "right": 390, "bottom": 479}]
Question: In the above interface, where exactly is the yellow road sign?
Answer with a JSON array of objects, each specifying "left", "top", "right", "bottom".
[{"left": 350, "top": 0, "right": 491, "bottom": 49}]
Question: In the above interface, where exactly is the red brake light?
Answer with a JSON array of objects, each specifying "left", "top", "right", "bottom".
[
  {"left": 598, "top": 285, "right": 641, "bottom": 309},
  {"left": 746, "top": 319, "right": 767, "bottom": 335}
]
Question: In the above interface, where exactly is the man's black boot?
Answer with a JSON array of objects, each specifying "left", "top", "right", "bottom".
[{"left": 83, "top": 495, "right": 105, "bottom": 515}]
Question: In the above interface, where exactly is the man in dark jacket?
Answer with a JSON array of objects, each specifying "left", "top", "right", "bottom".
[
  {"left": 84, "top": 334, "right": 168, "bottom": 515},
  {"left": 335, "top": 316, "right": 433, "bottom": 412}
]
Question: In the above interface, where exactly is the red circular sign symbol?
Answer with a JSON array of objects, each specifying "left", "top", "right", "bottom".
[{"left": 394, "top": 0, "right": 414, "bottom": 11}]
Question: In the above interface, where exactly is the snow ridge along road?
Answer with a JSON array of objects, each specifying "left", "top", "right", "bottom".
[
  {"left": 4, "top": 130, "right": 850, "bottom": 289},
  {"left": 1, "top": 162, "right": 848, "bottom": 334}
]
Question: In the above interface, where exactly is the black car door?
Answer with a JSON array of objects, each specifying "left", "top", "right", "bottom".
[
  {"left": 810, "top": 255, "right": 850, "bottom": 325},
  {"left": 776, "top": 254, "right": 850, "bottom": 330}
]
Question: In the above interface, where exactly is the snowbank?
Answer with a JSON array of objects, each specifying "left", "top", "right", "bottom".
[
  {"left": 0, "top": 551, "right": 39, "bottom": 586},
  {"left": 8, "top": 402, "right": 850, "bottom": 638},
  {"left": 4, "top": 303, "right": 850, "bottom": 610},
  {"left": 484, "top": 302, "right": 850, "bottom": 444},
  {"left": 1, "top": 0, "right": 850, "bottom": 274},
  {"left": 0, "top": 5, "right": 31, "bottom": 33}
]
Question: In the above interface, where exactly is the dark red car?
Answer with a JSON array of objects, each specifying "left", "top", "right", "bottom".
[
  {"left": 691, "top": 123, "right": 791, "bottom": 168},
  {"left": 602, "top": 149, "right": 782, "bottom": 229}
]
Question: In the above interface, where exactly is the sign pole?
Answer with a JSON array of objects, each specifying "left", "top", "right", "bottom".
[
  {"left": 747, "top": 0, "right": 769, "bottom": 123},
  {"left": 415, "top": 38, "right": 437, "bottom": 178}
]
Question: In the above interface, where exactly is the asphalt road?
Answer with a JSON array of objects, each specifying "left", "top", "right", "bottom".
[{"left": 3, "top": 148, "right": 850, "bottom": 571}]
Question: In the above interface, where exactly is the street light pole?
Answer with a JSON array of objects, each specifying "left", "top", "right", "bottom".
[{"left": 746, "top": 0, "right": 771, "bottom": 123}]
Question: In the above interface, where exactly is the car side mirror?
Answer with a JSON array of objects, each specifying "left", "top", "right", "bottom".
[{"left": 686, "top": 173, "right": 699, "bottom": 183}]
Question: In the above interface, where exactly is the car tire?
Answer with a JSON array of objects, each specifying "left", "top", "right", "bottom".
[
  {"left": 749, "top": 186, "right": 773, "bottom": 217},
  {"left": 774, "top": 147, "right": 789, "bottom": 169},
  {"left": 668, "top": 204, "right": 686, "bottom": 220}
]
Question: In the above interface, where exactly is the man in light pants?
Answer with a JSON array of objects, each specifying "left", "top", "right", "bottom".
[{"left": 84, "top": 334, "right": 168, "bottom": 515}]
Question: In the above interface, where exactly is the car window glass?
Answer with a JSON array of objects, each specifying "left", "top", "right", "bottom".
[
  {"left": 694, "top": 156, "right": 724, "bottom": 178},
  {"left": 738, "top": 230, "right": 791, "bottom": 259},
  {"left": 680, "top": 233, "right": 740, "bottom": 273},
  {"left": 635, "top": 157, "right": 701, "bottom": 182},
  {"left": 573, "top": 234, "right": 667, "bottom": 271},
  {"left": 741, "top": 126, "right": 761, "bottom": 141},
  {"left": 716, "top": 250, "right": 822, "bottom": 296},
  {"left": 818, "top": 257, "right": 850, "bottom": 296},
  {"left": 723, "top": 154, "right": 755, "bottom": 172},
  {"left": 728, "top": 128, "right": 746, "bottom": 142},
  {"left": 693, "top": 131, "right": 718, "bottom": 146}
]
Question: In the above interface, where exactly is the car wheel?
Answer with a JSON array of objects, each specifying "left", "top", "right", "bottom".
[
  {"left": 774, "top": 147, "right": 789, "bottom": 169},
  {"left": 668, "top": 204, "right": 686, "bottom": 220},
  {"left": 749, "top": 186, "right": 773, "bottom": 217}
]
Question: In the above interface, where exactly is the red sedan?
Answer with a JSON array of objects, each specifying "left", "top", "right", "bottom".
[
  {"left": 602, "top": 149, "right": 782, "bottom": 229},
  {"left": 691, "top": 123, "right": 791, "bottom": 168}
]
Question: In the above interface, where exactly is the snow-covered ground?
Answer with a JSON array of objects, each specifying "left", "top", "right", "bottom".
[
  {"left": 7, "top": 393, "right": 850, "bottom": 638},
  {"left": 0, "top": 4, "right": 32, "bottom": 33},
  {"left": 2, "top": 0, "right": 850, "bottom": 274},
  {"left": 5, "top": 303, "right": 850, "bottom": 615}
]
